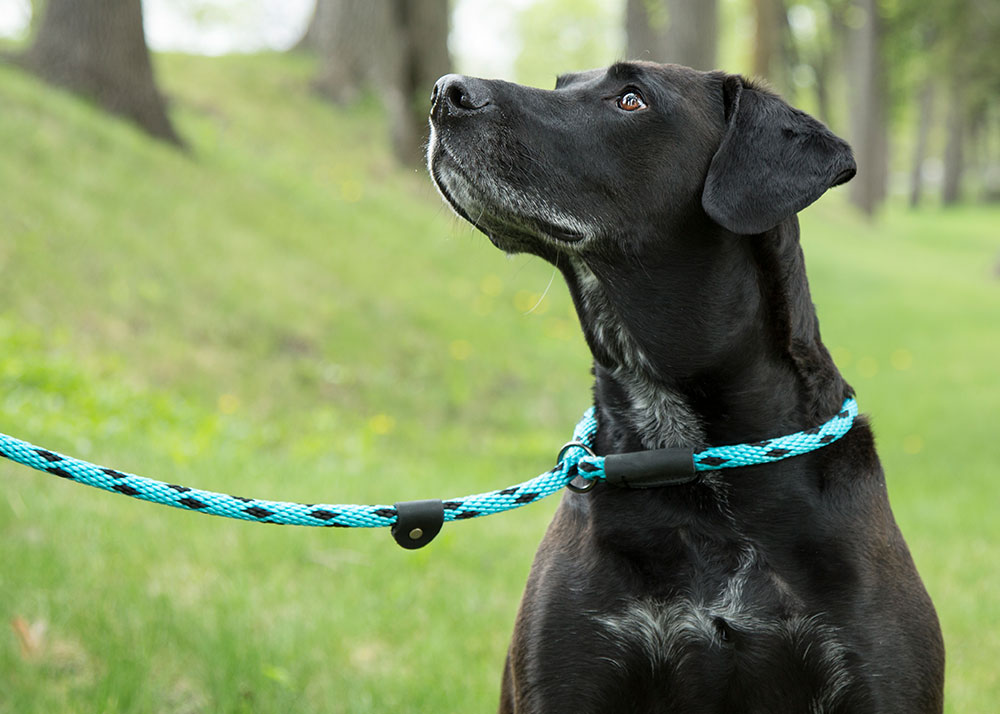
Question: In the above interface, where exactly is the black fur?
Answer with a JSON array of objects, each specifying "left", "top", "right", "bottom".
[{"left": 427, "top": 62, "right": 944, "bottom": 714}]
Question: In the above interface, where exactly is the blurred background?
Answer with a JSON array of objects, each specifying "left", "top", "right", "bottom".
[{"left": 0, "top": 1, "right": 997, "bottom": 712}]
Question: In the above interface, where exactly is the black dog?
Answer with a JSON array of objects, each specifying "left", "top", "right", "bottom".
[{"left": 427, "top": 62, "right": 944, "bottom": 714}]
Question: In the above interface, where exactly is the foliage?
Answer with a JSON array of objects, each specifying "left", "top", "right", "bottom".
[{"left": 1, "top": 52, "right": 998, "bottom": 712}]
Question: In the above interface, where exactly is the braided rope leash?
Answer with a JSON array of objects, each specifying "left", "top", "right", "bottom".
[{"left": 0, "top": 398, "right": 856, "bottom": 548}]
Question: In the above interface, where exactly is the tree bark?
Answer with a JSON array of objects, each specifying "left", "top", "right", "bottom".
[
  {"left": 846, "top": 0, "right": 887, "bottom": 216},
  {"left": 664, "top": 0, "right": 718, "bottom": 70},
  {"left": 312, "top": 0, "right": 449, "bottom": 166},
  {"left": 626, "top": 0, "right": 717, "bottom": 70},
  {"left": 908, "top": 79, "right": 934, "bottom": 208},
  {"left": 388, "top": 0, "right": 450, "bottom": 164},
  {"left": 752, "top": 0, "right": 783, "bottom": 84},
  {"left": 942, "top": 75, "right": 965, "bottom": 205},
  {"left": 290, "top": 0, "right": 326, "bottom": 53},
  {"left": 312, "top": 0, "right": 388, "bottom": 104},
  {"left": 19, "top": 0, "right": 182, "bottom": 146},
  {"left": 811, "top": 43, "right": 833, "bottom": 127},
  {"left": 626, "top": 0, "right": 667, "bottom": 61}
]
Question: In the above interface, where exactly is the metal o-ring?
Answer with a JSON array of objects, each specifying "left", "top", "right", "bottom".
[{"left": 558, "top": 441, "right": 598, "bottom": 493}]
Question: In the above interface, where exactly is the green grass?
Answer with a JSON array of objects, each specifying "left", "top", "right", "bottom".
[{"left": 0, "top": 52, "right": 997, "bottom": 712}]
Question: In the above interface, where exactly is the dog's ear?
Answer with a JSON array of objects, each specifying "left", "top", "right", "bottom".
[{"left": 701, "top": 75, "right": 856, "bottom": 235}]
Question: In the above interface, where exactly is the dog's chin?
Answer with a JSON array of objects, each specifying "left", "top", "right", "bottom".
[{"left": 429, "top": 151, "right": 587, "bottom": 254}]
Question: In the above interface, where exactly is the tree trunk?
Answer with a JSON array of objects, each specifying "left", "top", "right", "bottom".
[
  {"left": 664, "top": 0, "right": 718, "bottom": 70},
  {"left": 811, "top": 44, "right": 833, "bottom": 127},
  {"left": 909, "top": 79, "right": 935, "bottom": 208},
  {"left": 752, "top": 0, "right": 783, "bottom": 85},
  {"left": 30, "top": 0, "right": 46, "bottom": 35},
  {"left": 19, "top": 0, "right": 182, "bottom": 146},
  {"left": 846, "top": 0, "right": 887, "bottom": 217},
  {"left": 942, "top": 75, "right": 965, "bottom": 205},
  {"left": 312, "top": 0, "right": 449, "bottom": 166},
  {"left": 982, "top": 110, "right": 1000, "bottom": 202},
  {"left": 626, "top": 0, "right": 717, "bottom": 70},
  {"left": 388, "top": 0, "right": 450, "bottom": 164},
  {"left": 626, "top": 0, "right": 667, "bottom": 61},
  {"left": 291, "top": 0, "right": 326, "bottom": 53},
  {"left": 312, "top": 0, "right": 388, "bottom": 104}
]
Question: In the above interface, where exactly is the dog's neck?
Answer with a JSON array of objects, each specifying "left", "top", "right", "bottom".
[{"left": 561, "top": 215, "right": 848, "bottom": 455}]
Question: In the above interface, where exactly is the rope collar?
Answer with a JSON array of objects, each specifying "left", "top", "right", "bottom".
[
  {"left": 560, "top": 398, "right": 859, "bottom": 492},
  {"left": 0, "top": 398, "right": 857, "bottom": 549}
]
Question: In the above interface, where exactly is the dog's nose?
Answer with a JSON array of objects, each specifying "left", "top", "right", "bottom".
[{"left": 431, "top": 74, "right": 491, "bottom": 116}]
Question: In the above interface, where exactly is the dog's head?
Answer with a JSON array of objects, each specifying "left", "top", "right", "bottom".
[{"left": 427, "top": 62, "right": 855, "bottom": 258}]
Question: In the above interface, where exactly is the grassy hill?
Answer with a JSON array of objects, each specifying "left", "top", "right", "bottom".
[{"left": 1, "top": 52, "right": 997, "bottom": 712}]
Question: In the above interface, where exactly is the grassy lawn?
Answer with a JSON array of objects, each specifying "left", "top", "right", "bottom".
[{"left": 1, "top": 52, "right": 997, "bottom": 712}]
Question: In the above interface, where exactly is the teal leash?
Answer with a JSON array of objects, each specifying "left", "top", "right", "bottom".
[{"left": 0, "top": 398, "right": 857, "bottom": 548}]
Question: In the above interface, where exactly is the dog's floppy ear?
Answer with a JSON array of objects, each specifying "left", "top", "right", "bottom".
[{"left": 702, "top": 75, "right": 856, "bottom": 235}]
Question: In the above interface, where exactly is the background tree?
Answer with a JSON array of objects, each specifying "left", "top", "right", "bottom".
[
  {"left": 625, "top": 0, "right": 667, "bottom": 61},
  {"left": 936, "top": 0, "right": 1000, "bottom": 204},
  {"left": 845, "top": 0, "right": 887, "bottom": 216},
  {"left": 625, "top": 0, "right": 717, "bottom": 70},
  {"left": 751, "top": 0, "right": 789, "bottom": 92},
  {"left": 13, "top": 0, "right": 182, "bottom": 146},
  {"left": 307, "top": 0, "right": 450, "bottom": 166}
]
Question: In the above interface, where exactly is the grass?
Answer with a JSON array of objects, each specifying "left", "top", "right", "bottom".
[{"left": 0, "top": 51, "right": 997, "bottom": 712}]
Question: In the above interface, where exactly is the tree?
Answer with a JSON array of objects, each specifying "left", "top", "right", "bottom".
[
  {"left": 894, "top": 0, "right": 1000, "bottom": 206},
  {"left": 908, "top": 78, "right": 935, "bottom": 208},
  {"left": 15, "top": 0, "right": 182, "bottom": 146},
  {"left": 752, "top": 0, "right": 786, "bottom": 89},
  {"left": 785, "top": 1, "right": 848, "bottom": 129},
  {"left": 941, "top": 76, "right": 965, "bottom": 205},
  {"left": 307, "top": 0, "right": 450, "bottom": 165},
  {"left": 291, "top": 0, "right": 332, "bottom": 53},
  {"left": 626, "top": 0, "right": 667, "bottom": 61},
  {"left": 625, "top": 0, "right": 718, "bottom": 70},
  {"left": 845, "top": 0, "right": 887, "bottom": 216},
  {"left": 936, "top": 0, "right": 1000, "bottom": 204}
]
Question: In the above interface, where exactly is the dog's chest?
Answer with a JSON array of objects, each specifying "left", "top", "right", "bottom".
[{"left": 590, "top": 548, "right": 854, "bottom": 713}]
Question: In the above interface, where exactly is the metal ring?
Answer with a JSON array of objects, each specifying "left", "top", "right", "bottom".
[{"left": 557, "top": 441, "right": 598, "bottom": 493}]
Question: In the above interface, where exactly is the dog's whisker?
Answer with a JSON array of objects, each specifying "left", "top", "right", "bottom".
[{"left": 524, "top": 268, "right": 557, "bottom": 315}]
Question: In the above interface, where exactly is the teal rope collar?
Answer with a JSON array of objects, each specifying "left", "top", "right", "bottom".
[{"left": 0, "top": 398, "right": 858, "bottom": 548}]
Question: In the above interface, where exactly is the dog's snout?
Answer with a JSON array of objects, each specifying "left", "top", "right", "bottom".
[{"left": 431, "top": 74, "right": 490, "bottom": 118}]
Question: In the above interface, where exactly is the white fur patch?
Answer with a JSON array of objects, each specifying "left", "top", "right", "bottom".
[
  {"left": 429, "top": 137, "right": 595, "bottom": 245},
  {"left": 595, "top": 548, "right": 853, "bottom": 712}
]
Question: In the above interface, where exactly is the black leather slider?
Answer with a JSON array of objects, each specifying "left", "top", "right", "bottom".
[
  {"left": 391, "top": 499, "right": 444, "bottom": 549},
  {"left": 604, "top": 448, "right": 697, "bottom": 488}
]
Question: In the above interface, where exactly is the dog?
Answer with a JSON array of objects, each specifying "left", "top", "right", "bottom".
[{"left": 427, "top": 62, "right": 944, "bottom": 714}]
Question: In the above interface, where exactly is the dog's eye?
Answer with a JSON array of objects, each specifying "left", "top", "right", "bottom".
[{"left": 617, "top": 91, "right": 647, "bottom": 112}]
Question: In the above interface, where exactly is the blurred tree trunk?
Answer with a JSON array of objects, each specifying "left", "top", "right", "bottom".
[
  {"left": 908, "top": 79, "right": 934, "bottom": 208},
  {"left": 752, "top": 0, "right": 783, "bottom": 86},
  {"left": 626, "top": 0, "right": 717, "bottom": 70},
  {"left": 29, "top": 0, "right": 47, "bottom": 34},
  {"left": 391, "top": 0, "right": 450, "bottom": 162},
  {"left": 664, "top": 0, "right": 717, "bottom": 70},
  {"left": 310, "top": 0, "right": 449, "bottom": 165},
  {"left": 942, "top": 76, "right": 966, "bottom": 205},
  {"left": 312, "top": 0, "right": 385, "bottom": 103},
  {"left": 17, "top": 0, "right": 181, "bottom": 146},
  {"left": 626, "top": 0, "right": 667, "bottom": 60},
  {"left": 811, "top": 45, "right": 833, "bottom": 126},
  {"left": 981, "top": 110, "right": 1000, "bottom": 202},
  {"left": 291, "top": 0, "right": 329, "bottom": 53},
  {"left": 794, "top": 3, "right": 843, "bottom": 129},
  {"left": 846, "top": 0, "right": 887, "bottom": 216}
]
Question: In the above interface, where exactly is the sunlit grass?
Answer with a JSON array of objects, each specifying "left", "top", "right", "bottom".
[{"left": 1, "top": 52, "right": 997, "bottom": 712}]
